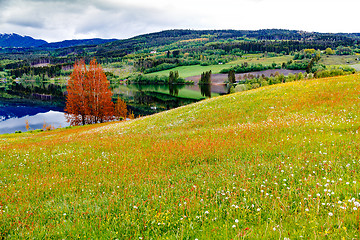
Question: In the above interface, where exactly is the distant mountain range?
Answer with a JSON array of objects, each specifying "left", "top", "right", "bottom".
[
  {"left": 1, "top": 29, "right": 360, "bottom": 57},
  {"left": 0, "top": 33, "right": 118, "bottom": 49},
  {"left": 39, "top": 38, "right": 118, "bottom": 49},
  {"left": 0, "top": 33, "right": 47, "bottom": 48}
]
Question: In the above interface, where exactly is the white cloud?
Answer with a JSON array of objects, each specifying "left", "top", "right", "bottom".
[{"left": 0, "top": 0, "right": 359, "bottom": 42}]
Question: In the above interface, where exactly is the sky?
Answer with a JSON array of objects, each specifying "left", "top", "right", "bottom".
[{"left": 0, "top": 0, "right": 359, "bottom": 42}]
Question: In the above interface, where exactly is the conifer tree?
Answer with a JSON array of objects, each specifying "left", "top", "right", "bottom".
[{"left": 228, "top": 70, "right": 236, "bottom": 84}]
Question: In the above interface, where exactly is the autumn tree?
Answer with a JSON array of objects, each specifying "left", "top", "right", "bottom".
[
  {"left": 65, "top": 59, "right": 114, "bottom": 126},
  {"left": 114, "top": 97, "right": 128, "bottom": 121}
]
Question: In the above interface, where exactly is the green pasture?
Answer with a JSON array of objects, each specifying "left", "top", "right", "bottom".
[{"left": 146, "top": 55, "right": 293, "bottom": 78}]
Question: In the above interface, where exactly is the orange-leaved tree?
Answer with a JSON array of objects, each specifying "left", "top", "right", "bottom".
[
  {"left": 114, "top": 97, "right": 128, "bottom": 121},
  {"left": 65, "top": 59, "right": 114, "bottom": 126}
]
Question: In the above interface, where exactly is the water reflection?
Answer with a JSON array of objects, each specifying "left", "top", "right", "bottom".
[
  {"left": 0, "top": 100, "right": 68, "bottom": 134},
  {"left": 169, "top": 84, "right": 180, "bottom": 96},
  {"left": 199, "top": 84, "right": 212, "bottom": 98},
  {"left": 0, "top": 110, "right": 69, "bottom": 134},
  {"left": 113, "top": 83, "right": 226, "bottom": 100},
  {"left": 0, "top": 83, "right": 228, "bottom": 134}
]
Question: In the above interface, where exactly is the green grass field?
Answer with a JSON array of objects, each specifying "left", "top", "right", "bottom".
[
  {"left": 319, "top": 55, "right": 360, "bottom": 66},
  {"left": 146, "top": 55, "right": 293, "bottom": 78},
  {"left": 1, "top": 74, "right": 360, "bottom": 238},
  {"left": 350, "top": 64, "right": 360, "bottom": 71}
]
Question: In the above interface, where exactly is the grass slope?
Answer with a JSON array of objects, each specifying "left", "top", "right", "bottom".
[{"left": 1, "top": 74, "right": 360, "bottom": 239}]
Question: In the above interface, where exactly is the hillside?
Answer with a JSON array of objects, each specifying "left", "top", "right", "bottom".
[
  {"left": 1, "top": 74, "right": 360, "bottom": 238},
  {"left": 38, "top": 38, "right": 118, "bottom": 50},
  {"left": 0, "top": 33, "right": 47, "bottom": 48},
  {"left": 94, "top": 29, "right": 360, "bottom": 57}
]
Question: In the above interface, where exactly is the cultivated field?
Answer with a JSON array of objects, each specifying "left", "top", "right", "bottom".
[
  {"left": 319, "top": 55, "right": 360, "bottom": 66},
  {"left": 146, "top": 55, "right": 293, "bottom": 78},
  {"left": 1, "top": 74, "right": 360, "bottom": 239}
]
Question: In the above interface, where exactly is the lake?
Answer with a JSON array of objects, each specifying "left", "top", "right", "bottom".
[
  {"left": 0, "top": 100, "right": 69, "bottom": 134},
  {"left": 0, "top": 69, "right": 303, "bottom": 134},
  {"left": 0, "top": 84, "right": 226, "bottom": 134}
]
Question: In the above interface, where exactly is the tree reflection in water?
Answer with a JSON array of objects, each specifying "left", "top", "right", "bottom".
[
  {"left": 200, "top": 84, "right": 211, "bottom": 98},
  {"left": 169, "top": 84, "right": 179, "bottom": 96}
]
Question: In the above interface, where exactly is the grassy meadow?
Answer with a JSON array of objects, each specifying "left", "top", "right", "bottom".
[
  {"left": 1, "top": 74, "right": 360, "bottom": 239},
  {"left": 319, "top": 55, "right": 360, "bottom": 66},
  {"left": 146, "top": 55, "right": 293, "bottom": 78}
]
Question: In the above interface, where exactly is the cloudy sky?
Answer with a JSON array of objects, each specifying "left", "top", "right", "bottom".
[{"left": 0, "top": 0, "right": 359, "bottom": 42}]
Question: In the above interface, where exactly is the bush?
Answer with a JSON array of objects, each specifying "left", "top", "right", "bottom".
[
  {"left": 314, "top": 67, "right": 355, "bottom": 78},
  {"left": 144, "top": 63, "right": 177, "bottom": 74},
  {"left": 220, "top": 63, "right": 275, "bottom": 74},
  {"left": 128, "top": 74, "right": 187, "bottom": 85}
]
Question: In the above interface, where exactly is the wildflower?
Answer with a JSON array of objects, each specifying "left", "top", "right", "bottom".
[
  {"left": 353, "top": 207, "right": 358, "bottom": 211},
  {"left": 328, "top": 212, "right": 333, "bottom": 216},
  {"left": 257, "top": 208, "right": 261, "bottom": 211},
  {"left": 232, "top": 225, "right": 236, "bottom": 228},
  {"left": 204, "top": 211, "right": 209, "bottom": 214},
  {"left": 305, "top": 208, "right": 309, "bottom": 212},
  {"left": 235, "top": 219, "right": 239, "bottom": 223}
]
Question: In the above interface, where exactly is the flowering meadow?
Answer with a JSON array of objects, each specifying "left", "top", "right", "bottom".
[{"left": 1, "top": 74, "right": 360, "bottom": 239}]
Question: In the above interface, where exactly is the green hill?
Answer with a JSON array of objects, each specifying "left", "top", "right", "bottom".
[{"left": 1, "top": 74, "right": 360, "bottom": 239}]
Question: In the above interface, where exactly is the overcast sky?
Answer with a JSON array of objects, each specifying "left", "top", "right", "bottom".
[{"left": 0, "top": 0, "right": 359, "bottom": 42}]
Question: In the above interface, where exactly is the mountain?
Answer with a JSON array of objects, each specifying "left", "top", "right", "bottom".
[
  {"left": 0, "top": 33, "right": 47, "bottom": 48},
  {"left": 39, "top": 38, "right": 118, "bottom": 49},
  {"left": 0, "top": 33, "right": 117, "bottom": 49},
  {"left": 94, "top": 29, "right": 360, "bottom": 57}
]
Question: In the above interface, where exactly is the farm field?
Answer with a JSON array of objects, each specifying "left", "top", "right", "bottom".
[
  {"left": 1, "top": 74, "right": 360, "bottom": 238},
  {"left": 319, "top": 55, "right": 360, "bottom": 66},
  {"left": 146, "top": 55, "right": 293, "bottom": 78},
  {"left": 350, "top": 64, "right": 360, "bottom": 71}
]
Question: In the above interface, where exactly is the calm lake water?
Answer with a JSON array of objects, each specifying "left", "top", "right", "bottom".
[
  {"left": 0, "top": 100, "right": 69, "bottom": 134},
  {"left": 0, "top": 84, "right": 225, "bottom": 134},
  {"left": 0, "top": 69, "right": 303, "bottom": 134}
]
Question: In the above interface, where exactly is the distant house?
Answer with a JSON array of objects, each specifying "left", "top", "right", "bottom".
[{"left": 150, "top": 50, "right": 157, "bottom": 54}]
